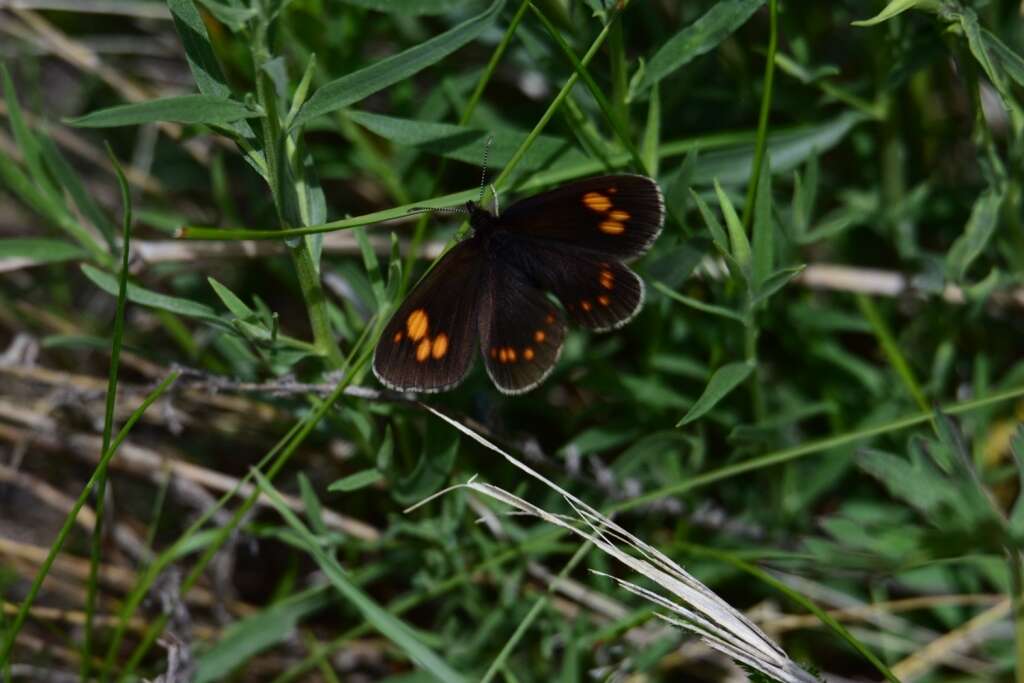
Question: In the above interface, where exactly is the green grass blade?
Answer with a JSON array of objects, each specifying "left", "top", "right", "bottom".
[
  {"left": 81, "top": 146, "right": 135, "bottom": 680},
  {"left": 0, "top": 371, "right": 180, "bottom": 664},
  {"left": 252, "top": 468, "right": 467, "bottom": 683}
]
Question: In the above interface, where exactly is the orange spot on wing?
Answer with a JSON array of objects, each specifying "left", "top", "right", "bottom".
[
  {"left": 524, "top": 347, "right": 535, "bottom": 360},
  {"left": 415, "top": 339, "right": 431, "bottom": 362},
  {"left": 599, "top": 220, "right": 625, "bottom": 235},
  {"left": 600, "top": 269, "right": 614, "bottom": 289},
  {"left": 393, "top": 331, "right": 403, "bottom": 343},
  {"left": 534, "top": 330, "right": 546, "bottom": 343},
  {"left": 407, "top": 309, "right": 429, "bottom": 341},
  {"left": 598, "top": 295, "right": 610, "bottom": 306},
  {"left": 609, "top": 210, "right": 630, "bottom": 221},
  {"left": 607, "top": 186, "right": 618, "bottom": 194},
  {"left": 490, "top": 347, "right": 498, "bottom": 359},
  {"left": 507, "top": 348, "right": 517, "bottom": 362},
  {"left": 431, "top": 333, "right": 449, "bottom": 359},
  {"left": 498, "top": 348, "right": 508, "bottom": 363},
  {"left": 545, "top": 313, "right": 556, "bottom": 325},
  {"left": 582, "top": 192, "right": 612, "bottom": 212},
  {"left": 581, "top": 300, "right": 593, "bottom": 312}
]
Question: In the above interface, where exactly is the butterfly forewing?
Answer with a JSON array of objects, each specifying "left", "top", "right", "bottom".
[
  {"left": 373, "top": 240, "right": 484, "bottom": 393},
  {"left": 497, "top": 174, "right": 664, "bottom": 258},
  {"left": 478, "top": 261, "right": 567, "bottom": 395}
]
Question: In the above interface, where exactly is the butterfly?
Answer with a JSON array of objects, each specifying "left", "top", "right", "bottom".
[{"left": 372, "top": 174, "right": 664, "bottom": 394}]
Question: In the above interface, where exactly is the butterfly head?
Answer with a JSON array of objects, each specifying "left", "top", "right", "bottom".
[{"left": 466, "top": 200, "right": 497, "bottom": 232}]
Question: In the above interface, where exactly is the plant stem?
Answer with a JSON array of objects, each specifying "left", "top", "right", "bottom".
[{"left": 741, "top": 0, "right": 777, "bottom": 229}]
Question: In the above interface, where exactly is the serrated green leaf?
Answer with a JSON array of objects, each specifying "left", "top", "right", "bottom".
[
  {"left": 294, "top": 0, "right": 505, "bottom": 127},
  {"left": 677, "top": 361, "right": 754, "bottom": 426},
  {"left": 68, "top": 95, "right": 260, "bottom": 128},
  {"left": 633, "top": 0, "right": 766, "bottom": 97},
  {"left": 329, "top": 469, "right": 385, "bottom": 493}
]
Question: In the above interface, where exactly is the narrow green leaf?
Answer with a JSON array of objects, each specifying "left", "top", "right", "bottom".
[
  {"left": 751, "top": 153, "right": 773, "bottom": 290},
  {"left": 346, "top": 110, "right": 588, "bottom": 172},
  {"left": 337, "top": 0, "right": 480, "bottom": 13},
  {"left": 1009, "top": 428, "right": 1024, "bottom": 538},
  {"left": 0, "top": 238, "right": 86, "bottom": 264},
  {"left": 693, "top": 111, "right": 865, "bottom": 185},
  {"left": 196, "top": 587, "right": 328, "bottom": 683},
  {"left": 38, "top": 136, "right": 118, "bottom": 246},
  {"left": 956, "top": 9, "right": 1012, "bottom": 114},
  {"left": 329, "top": 469, "right": 384, "bottom": 493},
  {"left": 751, "top": 264, "right": 805, "bottom": 307},
  {"left": 83, "top": 264, "right": 221, "bottom": 322},
  {"left": 209, "top": 277, "right": 255, "bottom": 319},
  {"left": 851, "top": 0, "right": 938, "bottom": 27},
  {"left": 690, "top": 189, "right": 728, "bottom": 252},
  {"left": 250, "top": 469, "right": 467, "bottom": 683},
  {"left": 653, "top": 282, "right": 746, "bottom": 324},
  {"left": 167, "top": 0, "right": 233, "bottom": 98},
  {"left": 633, "top": 0, "right": 766, "bottom": 96},
  {"left": 642, "top": 83, "right": 661, "bottom": 176},
  {"left": 678, "top": 361, "right": 754, "bottom": 426},
  {"left": 294, "top": 0, "right": 505, "bottom": 127},
  {"left": 195, "top": 0, "right": 257, "bottom": 31},
  {"left": 68, "top": 95, "right": 260, "bottom": 128},
  {"left": 983, "top": 29, "right": 1024, "bottom": 90},
  {"left": 298, "top": 473, "right": 327, "bottom": 538},
  {"left": 946, "top": 187, "right": 1004, "bottom": 281},
  {"left": 714, "top": 180, "right": 751, "bottom": 274},
  {"left": 1, "top": 65, "right": 48, "bottom": 192}
]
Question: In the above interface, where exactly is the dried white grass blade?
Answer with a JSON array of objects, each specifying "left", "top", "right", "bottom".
[{"left": 421, "top": 405, "right": 818, "bottom": 683}]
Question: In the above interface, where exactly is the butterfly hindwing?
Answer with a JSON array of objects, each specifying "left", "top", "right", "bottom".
[
  {"left": 478, "top": 260, "right": 567, "bottom": 395},
  {"left": 509, "top": 243, "right": 644, "bottom": 331},
  {"left": 497, "top": 174, "right": 664, "bottom": 259},
  {"left": 373, "top": 239, "right": 484, "bottom": 393}
]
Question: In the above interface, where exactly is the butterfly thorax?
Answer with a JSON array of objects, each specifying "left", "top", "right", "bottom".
[{"left": 466, "top": 201, "right": 498, "bottom": 234}]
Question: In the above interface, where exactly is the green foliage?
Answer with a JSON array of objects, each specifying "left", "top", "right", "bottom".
[{"left": 5, "top": 0, "right": 1024, "bottom": 681}]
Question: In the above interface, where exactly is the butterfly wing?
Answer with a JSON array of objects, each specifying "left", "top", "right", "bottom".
[
  {"left": 373, "top": 239, "right": 485, "bottom": 393},
  {"left": 507, "top": 242, "right": 645, "bottom": 331},
  {"left": 497, "top": 174, "right": 664, "bottom": 259},
  {"left": 478, "top": 257, "right": 567, "bottom": 395}
]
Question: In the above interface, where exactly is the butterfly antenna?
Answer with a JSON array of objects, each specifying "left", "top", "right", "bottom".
[{"left": 478, "top": 135, "right": 494, "bottom": 202}]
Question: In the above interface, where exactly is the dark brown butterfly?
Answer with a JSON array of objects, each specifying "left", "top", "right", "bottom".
[{"left": 372, "top": 174, "right": 664, "bottom": 394}]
